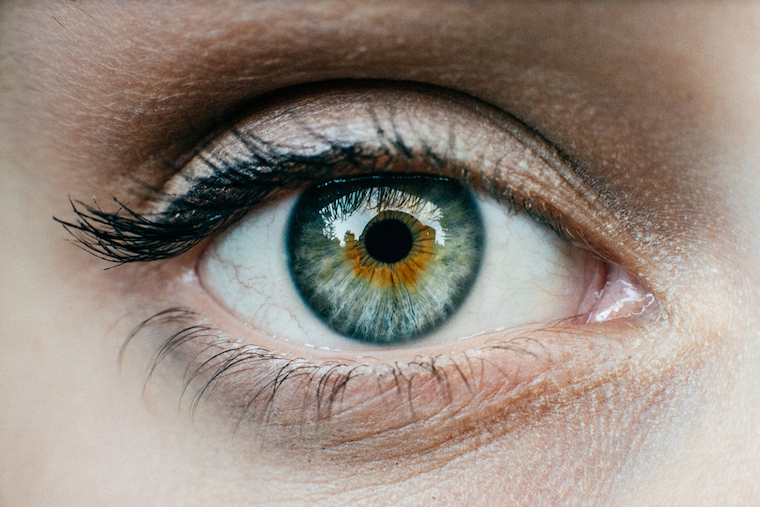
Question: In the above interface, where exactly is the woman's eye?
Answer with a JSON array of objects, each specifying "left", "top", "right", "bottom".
[
  {"left": 217, "top": 175, "right": 488, "bottom": 346},
  {"left": 59, "top": 83, "right": 658, "bottom": 439}
]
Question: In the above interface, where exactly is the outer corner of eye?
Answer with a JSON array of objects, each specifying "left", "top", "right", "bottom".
[{"left": 196, "top": 166, "right": 656, "bottom": 353}]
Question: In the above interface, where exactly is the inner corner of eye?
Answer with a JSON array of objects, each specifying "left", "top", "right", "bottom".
[{"left": 196, "top": 174, "right": 654, "bottom": 351}]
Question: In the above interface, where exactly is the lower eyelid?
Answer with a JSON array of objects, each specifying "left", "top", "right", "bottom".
[
  {"left": 112, "top": 212, "right": 660, "bottom": 459},
  {"left": 122, "top": 256, "right": 659, "bottom": 458}
]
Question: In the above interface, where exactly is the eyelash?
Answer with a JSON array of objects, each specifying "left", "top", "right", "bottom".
[
  {"left": 130, "top": 307, "right": 365, "bottom": 423},
  {"left": 55, "top": 126, "right": 575, "bottom": 265},
  {"left": 128, "top": 306, "right": 545, "bottom": 428}
]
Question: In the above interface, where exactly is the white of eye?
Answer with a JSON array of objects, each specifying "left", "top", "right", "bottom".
[{"left": 199, "top": 193, "right": 604, "bottom": 351}]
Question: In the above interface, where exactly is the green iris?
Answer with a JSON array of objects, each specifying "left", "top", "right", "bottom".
[{"left": 287, "top": 175, "right": 484, "bottom": 344}]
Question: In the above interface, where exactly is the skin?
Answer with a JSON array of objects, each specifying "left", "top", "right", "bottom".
[{"left": 1, "top": 0, "right": 760, "bottom": 505}]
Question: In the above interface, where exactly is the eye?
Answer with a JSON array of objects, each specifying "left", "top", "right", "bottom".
[
  {"left": 202, "top": 175, "right": 609, "bottom": 349},
  {"left": 176, "top": 86, "right": 655, "bottom": 350},
  {"left": 58, "top": 83, "right": 659, "bottom": 448}
]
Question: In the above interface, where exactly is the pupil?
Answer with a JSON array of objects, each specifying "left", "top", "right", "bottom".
[{"left": 363, "top": 218, "right": 413, "bottom": 264}]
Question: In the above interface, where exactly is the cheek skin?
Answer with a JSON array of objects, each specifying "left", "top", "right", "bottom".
[
  {"left": 107, "top": 251, "right": 686, "bottom": 506},
  {"left": 0, "top": 191, "right": 189, "bottom": 504}
]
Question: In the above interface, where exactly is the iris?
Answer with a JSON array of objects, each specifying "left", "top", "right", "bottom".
[{"left": 287, "top": 175, "right": 484, "bottom": 344}]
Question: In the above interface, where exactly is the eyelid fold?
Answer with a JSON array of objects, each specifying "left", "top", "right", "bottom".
[{"left": 99, "top": 83, "right": 662, "bottom": 457}]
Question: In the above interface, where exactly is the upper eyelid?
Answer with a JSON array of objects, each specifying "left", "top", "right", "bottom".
[
  {"left": 55, "top": 82, "right": 660, "bottom": 308},
  {"left": 212, "top": 89, "right": 636, "bottom": 242}
]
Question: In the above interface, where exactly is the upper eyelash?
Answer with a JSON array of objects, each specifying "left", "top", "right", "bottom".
[
  {"left": 55, "top": 129, "right": 575, "bottom": 264},
  {"left": 55, "top": 198, "right": 227, "bottom": 263},
  {"left": 53, "top": 133, "right": 419, "bottom": 263}
]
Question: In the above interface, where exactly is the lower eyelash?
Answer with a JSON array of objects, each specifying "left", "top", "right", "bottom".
[
  {"left": 125, "top": 307, "right": 554, "bottom": 429},
  {"left": 128, "top": 307, "right": 367, "bottom": 423}
]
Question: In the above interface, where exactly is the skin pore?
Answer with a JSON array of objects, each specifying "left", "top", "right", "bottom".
[{"left": 2, "top": 1, "right": 760, "bottom": 505}]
